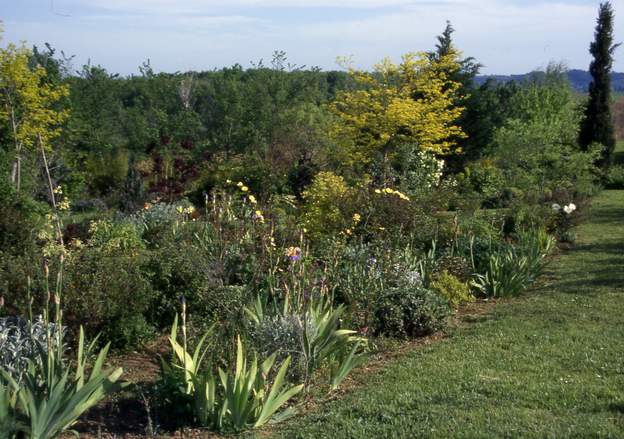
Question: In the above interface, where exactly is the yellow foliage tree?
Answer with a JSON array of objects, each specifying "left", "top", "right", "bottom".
[
  {"left": 0, "top": 40, "right": 69, "bottom": 191},
  {"left": 329, "top": 51, "right": 466, "bottom": 174}
]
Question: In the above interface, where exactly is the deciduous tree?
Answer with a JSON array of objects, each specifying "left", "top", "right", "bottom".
[
  {"left": 330, "top": 51, "right": 465, "bottom": 180},
  {"left": 0, "top": 41, "right": 69, "bottom": 191}
]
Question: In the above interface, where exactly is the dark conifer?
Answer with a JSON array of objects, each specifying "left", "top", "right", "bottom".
[{"left": 579, "top": 1, "right": 620, "bottom": 166}]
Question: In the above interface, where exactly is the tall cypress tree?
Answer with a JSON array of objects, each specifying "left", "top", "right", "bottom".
[{"left": 579, "top": 1, "right": 620, "bottom": 166}]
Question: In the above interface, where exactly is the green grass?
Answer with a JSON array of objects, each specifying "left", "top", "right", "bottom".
[{"left": 273, "top": 190, "right": 624, "bottom": 438}]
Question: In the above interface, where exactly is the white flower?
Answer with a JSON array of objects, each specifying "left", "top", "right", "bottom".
[
  {"left": 563, "top": 205, "right": 573, "bottom": 214},
  {"left": 552, "top": 203, "right": 561, "bottom": 212},
  {"left": 568, "top": 203, "right": 576, "bottom": 212}
]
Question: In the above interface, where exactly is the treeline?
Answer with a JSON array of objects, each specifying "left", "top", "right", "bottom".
[{"left": 2, "top": 43, "right": 533, "bottom": 212}]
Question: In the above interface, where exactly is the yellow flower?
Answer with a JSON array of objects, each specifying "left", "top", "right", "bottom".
[
  {"left": 248, "top": 195, "right": 257, "bottom": 204},
  {"left": 241, "top": 186, "right": 249, "bottom": 192},
  {"left": 374, "top": 189, "right": 382, "bottom": 194},
  {"left": 394, "top": 191, "right": 410, "bottom": 201},
  {"left": 352, "top": 213, "right": 361, "bottom": 223},
  {"left": 378, "top": 226, "right": 386, "bottom": 231},
  {"left": 384, "top": 188, "right": 394, "bottom": 194},
  {"left": 176, "top": 206, "right": 184, "bottom": 214},
  {"left": 345, "top": 228, "right": 352, "bottom": 235},
  {"left": 237, "top": 181, "right": 244, "bottom": 187},
  {"left": 226, "top": 179, "right": 232, "bottom": 184},
  {"left": 58, "top": 199, "right": 70, "bottom": 211}
]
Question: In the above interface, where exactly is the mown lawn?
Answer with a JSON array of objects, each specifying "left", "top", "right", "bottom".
[{"left": 272, "top": 190, "right": 624, "bottom": 438}]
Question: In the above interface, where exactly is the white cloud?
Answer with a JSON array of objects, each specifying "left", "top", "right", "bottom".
[
  {"left": 72, "top": 0, "right": 435, "bottom": 14},
  {"left": 5, "top": 0, "right": 624, "bottom": 74}
]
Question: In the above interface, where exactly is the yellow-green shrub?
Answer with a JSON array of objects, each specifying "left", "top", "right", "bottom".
[
  {"left": 301, "top": 171, "right": 353, "bottom": 239},
  {"left": 430, "top": 270, "right": 474, "bottom": 309}
]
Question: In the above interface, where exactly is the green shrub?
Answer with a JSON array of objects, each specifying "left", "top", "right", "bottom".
[
  {"left": 374, "top": 285, "right": 450, "bottom": 338},
  {"left": 146, "top": 233, "right": 250, "bottom": 336},
  {"left": 605, "top": 164, "right": 624, "bottom": 189},
  {"left": 63, "top": 245, "right": 155, "bottom": 350},
  {"left": 430, "top": 270, "right": 474, "bottom": 309},
  {"left": 103, "top": 313, "right": 156, "bottom": 350},
  {"left": 460, "top": 160, "right": 504, "bottom": 202},
  {"left": 434, "top": 256, "right": 473, "bottom": 283}
]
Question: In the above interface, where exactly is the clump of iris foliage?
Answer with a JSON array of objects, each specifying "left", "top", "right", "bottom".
[{"left": 0, "top": 23, "right": 604, "bottom": 435}]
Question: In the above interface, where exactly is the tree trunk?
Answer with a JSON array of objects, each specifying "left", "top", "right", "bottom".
[{"left": 7, "top": 98, "right": 21, "bottom": 192}]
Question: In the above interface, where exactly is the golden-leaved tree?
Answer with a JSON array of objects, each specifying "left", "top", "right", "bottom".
[
  {"left": 0, "top": 39, "right": 69, "bottom": 191},
  {"left": 329, "top": 50, "right": 466, "bottom": 177}
]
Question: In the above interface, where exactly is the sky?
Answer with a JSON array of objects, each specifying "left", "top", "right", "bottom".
[{"left": 1, "top": 0, "right": 623, "bottom": 76}]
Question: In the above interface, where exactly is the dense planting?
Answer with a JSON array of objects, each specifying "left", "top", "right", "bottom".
[{"left": 0, "top": 13, "right": 616, "bottom": 437}]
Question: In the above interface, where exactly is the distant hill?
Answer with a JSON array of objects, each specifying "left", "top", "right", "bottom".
[{"left": 475, "top": 69, "right": 624, "bottom": 92}]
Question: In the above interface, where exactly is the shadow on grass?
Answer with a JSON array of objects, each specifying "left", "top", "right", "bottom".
[
  {"left": 583, "top": 208, "right": 624, "bottom": 225},
  {"left": 568, "top": 241, "right": 624, "bottom": 255}
]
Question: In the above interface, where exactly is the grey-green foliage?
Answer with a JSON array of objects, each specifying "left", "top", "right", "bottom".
[
  {"left": 0, "top": 316, "right": 61, "bottom": 382},
  {"left": 250, "top": 313, "right": 307, "bottom": 378}
]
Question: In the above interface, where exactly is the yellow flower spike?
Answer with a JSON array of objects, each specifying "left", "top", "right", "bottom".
[{"left": 352, "top": 213, "right": 361, "bottom": 223}]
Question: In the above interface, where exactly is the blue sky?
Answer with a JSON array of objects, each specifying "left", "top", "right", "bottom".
[{"left": 1, "top": 0, "right": 622, "bottom": 75}]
